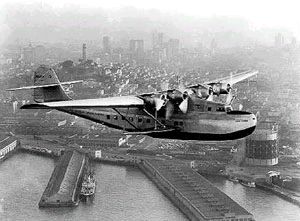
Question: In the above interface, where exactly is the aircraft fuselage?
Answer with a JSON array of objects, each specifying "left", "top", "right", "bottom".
[{"left": 58, "top": 106, "right": 257, "bottom": 141}]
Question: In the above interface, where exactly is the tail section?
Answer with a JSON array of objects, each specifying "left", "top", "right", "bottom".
[
  {"left": 7, "top": 65, "right": 82, "bottom": 103},
  {"left": 33, "top": 65, "right": 70, "bottom": 102}
]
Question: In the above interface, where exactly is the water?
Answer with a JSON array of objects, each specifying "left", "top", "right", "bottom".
[
  {"left": 0, "top": 153, "right": 187, "bottom": 221},
  {"left": 204, "top": 175, "right": 300, "bottom": 221},
  {"left": 1, "top": 153, "right": 299, "bottom": 221}
]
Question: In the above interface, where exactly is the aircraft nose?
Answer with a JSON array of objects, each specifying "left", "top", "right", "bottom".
[{"left": 250, "top": 113, "right": 257, "bottom": 126}]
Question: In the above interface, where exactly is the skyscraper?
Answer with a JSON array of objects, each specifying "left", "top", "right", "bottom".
[
  {"left": 152, "top": 32, "right": 164, "bottom": 50},
  {"left": 166, "top": 38, "right": 180, "bottom": 59},
  {"left": 210, "top": 38, "right": 217, "bottom": 54},
  {"left": 129, "top": 40, "right": 144, "bottom": 55},
  {"left": 103, "top": 36, "right": 111, "bottom": 54},
  {"left": 275, "top": 33, "right": 284, "bottom": 48},
  {"left": 23, "top": 43, "right": 34, "bottom": 64}
]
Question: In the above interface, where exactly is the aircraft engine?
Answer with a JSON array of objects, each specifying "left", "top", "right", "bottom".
[
  {"left": 209, "top": 83, "right": 231, "bottom": 95},
  {"left": 178, "top": 91, "right": 189, "bottom": 114},
  {"left": 141, "top": 89, "right": 191, "bottom": 120}
]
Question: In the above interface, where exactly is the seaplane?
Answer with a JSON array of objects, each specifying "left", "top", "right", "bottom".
[{"left": 7, "top": 65, "right": 258, "bottom": 141}]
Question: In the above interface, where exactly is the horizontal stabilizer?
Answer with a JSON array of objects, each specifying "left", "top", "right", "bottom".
[
  {"left": 20, "top": 103, "right": 50, "bottom": 109},
  {"left": 6, "top": 80, "right": 83, "bottom": 91}
]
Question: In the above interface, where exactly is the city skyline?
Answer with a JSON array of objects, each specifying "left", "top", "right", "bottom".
[{"left": 0, "top": 0, "right": 299, "bottom": 48}]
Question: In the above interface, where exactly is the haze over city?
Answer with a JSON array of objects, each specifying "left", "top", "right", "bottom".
[{"left": 0, "top": 0, "right": 299, "bottom": 48}]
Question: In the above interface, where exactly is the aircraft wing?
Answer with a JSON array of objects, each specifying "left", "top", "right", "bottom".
[
  {"left": 21, "top": 96, "right": 145, "bottom": 109},
  {"left": 203, "top": 70, "right": 258, "bottom": 86}
]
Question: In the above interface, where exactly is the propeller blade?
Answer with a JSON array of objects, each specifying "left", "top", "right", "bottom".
[
  {"left": 227, "top": 71, "right": 233, "bottom": 93},
  {"left": 154, "top": 97, "right": 165, "bottom": 111},
  {"left": 179, "top": 98, "right": 188, "bottom": 114},
  {"left": 226, "top": 93, "right": 235, "bottom": 105},
  {"left": 206, "top": 86, "right": 214, "bottom": 101},
  {"left": 226, "top": 91, "right": 232, "bottom": 104},
  {"left": 238, "top": 104, "right": 243, "bottom": 110},
  {"left": 165, "top": 101, "right": 174, "bottom": 120}
]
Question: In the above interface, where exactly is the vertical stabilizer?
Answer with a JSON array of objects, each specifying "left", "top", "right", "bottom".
[{"left": 33, "top": 65, "right": 71, "bottom": 102}]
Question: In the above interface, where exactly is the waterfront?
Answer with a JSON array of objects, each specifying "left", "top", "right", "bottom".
[
  {"left": 204, "top": 175, "right": 300, "bottom": 221},
  {"left": 0, "top": 153, "right": 187, "bottom": 221},
  {"left": 1, "top": 153, "right": 300, "bottom": 221}
]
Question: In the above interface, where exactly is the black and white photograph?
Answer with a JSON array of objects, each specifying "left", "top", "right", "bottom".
[{"left": 0, "top": 0, "right": 299, "bottom": 220}]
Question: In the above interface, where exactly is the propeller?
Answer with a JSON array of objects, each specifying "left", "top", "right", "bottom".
[
  {"left": 142, "top": 89, "right": 192, "bottom": 120},
  {"left": 227, "top": 71, "right": 233, "bottom": 93},
  {"left": 153, "top": 97, "right": 165, "bottom": 111},
  {"left": 206, "top": 86, "right": 214, "bottom": 101},
  {"left": 158, "top": 90, "right": 191, "bottom": 119},
  {"left": 225, "top": 72, "right": 234, "bottom": 104},
  {"left": 165, "top": 100, "right": 174, "bottom": 120},
  {"left": 179, "top": 91, "right": 189, "bottom": 114}
]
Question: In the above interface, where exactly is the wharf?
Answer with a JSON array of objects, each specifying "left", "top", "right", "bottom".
[
  {"left": 139, "top": 159, "right": 254, "bottom": 221},
  {"left": 0, "top": 135, "right": 19, "bottom": 162},
  {"left": 256, "top": 182, "right": 300, "bottom": 207},
  {"left": 20, "top": 145, "right": 60, "bottom": 157},
  {"left": 39, "top": 150, "right": 87, "bottom": 207}
]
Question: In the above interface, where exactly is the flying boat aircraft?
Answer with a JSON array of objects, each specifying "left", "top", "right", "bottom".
[{"left": 7, "top": 65, "right": 258, "bottom": 141}]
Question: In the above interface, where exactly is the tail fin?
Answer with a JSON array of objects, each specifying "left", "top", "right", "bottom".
[
  {"left": 7, "top": 65, "right": 82, "bottom": 103},
  {"left": 33, "top": 65, "right": 71, "bottom": 102}
]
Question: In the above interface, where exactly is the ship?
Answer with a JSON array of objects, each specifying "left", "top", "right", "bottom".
[
  {"left": 228, "top": 176, "right": 239, "bottom": 183},
  {"left": 80, "top": 171, "right": 96, "bottom": 202},
  {"left": 239, "top": 180, "right": 256, "bottom": 188}
]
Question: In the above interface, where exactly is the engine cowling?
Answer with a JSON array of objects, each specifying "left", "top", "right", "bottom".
[
  {"left": 209, "top": 83, "right": 231, "bottom": 95},
  {"left": 141, "top": 89, "right": 191, "bottom": 120}
]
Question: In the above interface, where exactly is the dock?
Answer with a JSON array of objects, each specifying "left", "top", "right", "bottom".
[
  {"left": 11, "top": 136, "right": 258, "bottom": 219},
  {"left": 39, "top": 150, "right": 87, "bottom": 207},
  {"left": 256, "top": 182, "right": 300, "bottom": 207},
  {"left": 139, "top": 159, "right": 254, "bottom": 221}
]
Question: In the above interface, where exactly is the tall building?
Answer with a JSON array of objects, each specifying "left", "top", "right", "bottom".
[
  {"left": 129, "top": 39, "right": 136, "bottom": 52},
  {"left": 34, "top": 45, "right": 46, "bottom": 64},
  {"left": 23, "top": 44, "right": 34, "bottom": 64},
  {"left": 82, "top": 43, "right": 87, "bottom": 62},
  {"left": 166, "top": 38, "right": 180, "bottom": 59},
  {"left": 291, "top": 37, "right": 297, "bottom": 48},
  {"left": 210, "top": 38, "right": 217, "bottom": 54},
  {"left": 152, "top": 32, "right": 164, "bottom": 50},
  {"left": 129, "top": 40, "right": 144, "bottom": 60},
  {"left": 136, "top": 40, "right": 144, "bottom": 55},
  {"left": 157, "top": 32, "right": 164, "bottom": 49},
  {"left": 22, "top": 44, "right": 47, "bottom": 65},
  {"left": 102, "top": 36, "right": 111, "bottom": 54},
  {"left": 275, "top": 33, "right": 284, "bottom": 48}
]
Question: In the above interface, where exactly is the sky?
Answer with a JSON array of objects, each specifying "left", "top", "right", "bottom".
[
  {"left": 1, "top": 0, "right": 299, "bottom": 26},
  {"left": 0, "top": 0, "right": 300, "bottom": 44}
]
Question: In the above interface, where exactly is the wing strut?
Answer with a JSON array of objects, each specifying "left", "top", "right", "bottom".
[
  {"left": 112, "top": 108, "right": 139, "bottom": 130},
  {"left": 142, "top": 108, "right": 166, "bottom": 129}
]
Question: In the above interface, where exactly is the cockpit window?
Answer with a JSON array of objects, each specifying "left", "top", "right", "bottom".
[
  {"left": 217, "top": 107, "right": 225, "bottom": 112},
  {"left": 225, "top": 106, "right": 232, "bottom": 112}
]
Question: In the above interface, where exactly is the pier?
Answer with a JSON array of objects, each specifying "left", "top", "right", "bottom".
[
  {"left": 39, "top": 150, "right": 87, "bottom": 207},
  {"left": 139, "top": 159, "right": 254, "bottom": 221},
  {"left": 256, "top": 182, "right": 300, "bottom": 207}
]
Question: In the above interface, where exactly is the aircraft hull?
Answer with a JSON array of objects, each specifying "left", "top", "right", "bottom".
[
  {"left": 147, "top": 125, "right": 256, "bottom": 141},
  {"left": 57, "top": 107, "right": 256, "bottom": 141}
]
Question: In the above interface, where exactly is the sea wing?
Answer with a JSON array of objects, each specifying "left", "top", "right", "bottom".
[{"left": 203, "top": 70, "right": 258, "bottom": 86}]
